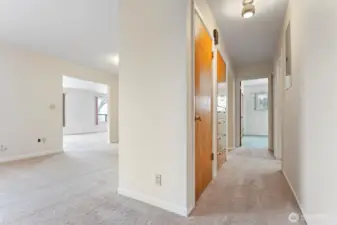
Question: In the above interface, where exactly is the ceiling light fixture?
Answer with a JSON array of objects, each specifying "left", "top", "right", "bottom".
[
  {"left": 242, "top": 0, "right": 255, "bottom": 19},
  {"left": 107, "top": 54, "right": 119, "bottom": 66}
]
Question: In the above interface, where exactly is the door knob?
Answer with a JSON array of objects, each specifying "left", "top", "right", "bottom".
[{"left": 195, "top": 115, "right": 202, "bottom": 122}]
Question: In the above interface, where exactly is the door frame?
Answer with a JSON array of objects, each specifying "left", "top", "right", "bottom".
[
  {"left": 274, "top": 55, "right": 284, "bottom": 160},
  {"left": 239, "top": 81, "right": 243, "bottom": 146}
]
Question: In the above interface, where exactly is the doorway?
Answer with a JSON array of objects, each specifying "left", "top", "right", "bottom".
[
  {"left": 240, "top": 78, "right": 269, "bottom": 149},
  {"left": 62, "top": 76, "right": 109, "bottom": 151}
]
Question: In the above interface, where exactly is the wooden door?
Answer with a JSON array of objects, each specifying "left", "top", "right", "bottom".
[
  {"left": 216, "top": 51, "right": 227, "bottom": 169},
  {"left": 194, "top": 13, "right": 213, "bottom": 201},
  {"left": 217, "top": 51, "right": 226, "bottom": 83}
]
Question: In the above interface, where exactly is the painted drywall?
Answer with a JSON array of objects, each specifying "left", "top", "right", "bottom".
[
  {"left": 63, "top": 88, "right": 107, "bottom": 135},
  {"left": 236, "top": 62, "right": 273, "bottom": 80},
  {"left": 0, "top": 42, "right": 117, "bottom": 163},
  {"left": 275, "top": 1, "right": 337, "bottom": 224},
  {"left": 242, "top": 83, "right": 268, "bottom": 136},
  {"left": 119, "top": 0, "right": 191, "bottom": 216}
]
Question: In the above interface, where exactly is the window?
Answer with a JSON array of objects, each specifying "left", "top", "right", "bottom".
[
  {"left": 254, "top": 92, "right": 268, "bottom": 110},
  {"left": 96, "top": 96, "right": 108, "bottom": 123}
]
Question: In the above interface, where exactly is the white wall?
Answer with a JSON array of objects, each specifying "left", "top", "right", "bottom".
[
  {"left": 242, "top": 83, "right": 268, "bottom": 136},
  {"left": 63, "top": 88, "right": 107, "bottom": 135},
  {"left": 236, "top": 61, "right": 273, "bottom": 80},
  {"left": 276, "top": 1, "right": 337, "bottom": 224},
  {"left": 119, "top": 0, "right": 191, "bottom": 216},
  {"left": 0, "top": 42, "right": 116, "bottom": 163}
]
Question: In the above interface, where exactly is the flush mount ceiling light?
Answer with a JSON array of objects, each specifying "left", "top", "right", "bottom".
[
  {"left": 242, "top": 0, "right": 255, "bottom": 19},
  {"left": 106, "top": 54, "right": 119, "bottom": 66}
]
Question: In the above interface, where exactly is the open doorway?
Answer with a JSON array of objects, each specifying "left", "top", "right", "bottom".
[
  {"left": 62, "top": 76, "right": 109, "bottom": 152},
  {"left": 240, "top": 78, "right": 269, "bottom": 149}
]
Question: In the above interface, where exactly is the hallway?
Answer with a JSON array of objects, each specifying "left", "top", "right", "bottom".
[
  {"left": 192, "top": 148, "right": 305, "bottom": 224},
  {"left": 0, "top": 147, "right": 304, "bottom": 225},
  {"left": 242, "top": 136, "right": 268, "bottom": 149}
]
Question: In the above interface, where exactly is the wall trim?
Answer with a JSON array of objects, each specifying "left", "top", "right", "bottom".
[
  {"left": 0, "top": 149, "right": 63, "bottom": 164},
  {"left": 228, "top": 147, "right": 236, "bottom": 151},
  {"left": 282, "top": 170, "right": 309, "bottom": 224},
  {"left": 118, "top": 188, "right": 190, "bottom": 217},
  {"left": 243, "top": 134, "right": 268, "bottom": 137}
]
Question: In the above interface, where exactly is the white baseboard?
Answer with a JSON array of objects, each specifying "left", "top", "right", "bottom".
[
  {"left": 0, "top": 149, "right": 64, "bottom": 163},
  {"left": 186, "top": 205, "right": 195, "bottom": 216},
  {"left": 117, "top": 188, "right": 190, "bottom": 217},
  {"left": 282, "top": 170, "right": 309, "bottom": 224},
  {"left": 227, "top": 146, "right": 235, "bottom": 151}
]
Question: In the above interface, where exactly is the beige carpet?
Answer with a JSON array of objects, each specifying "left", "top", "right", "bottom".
[{"left": 0, "top": 137, "right": 305, "bottom": 225}]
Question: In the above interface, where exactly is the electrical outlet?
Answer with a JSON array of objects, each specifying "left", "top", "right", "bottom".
[
  {"left": 42, "top": 138, "right": 46, "bottom": 144},
  {"left": 155, "top": 174, "right": 162, "bottom": 186},
  {"left": 0, "top": 145, "right": 8, "bottom": 152}
]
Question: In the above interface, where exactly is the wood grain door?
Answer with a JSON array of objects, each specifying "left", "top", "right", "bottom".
[
  {"left": 217, "top": 51, "right": 226, "bottom": 83},
  {"left": 194, "top": 13, "right": 213, "bottom": 202}
]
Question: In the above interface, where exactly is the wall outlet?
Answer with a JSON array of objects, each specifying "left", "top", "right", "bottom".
[
  {"left": 155, "top": 174, "right": 162, "bottom": 186},
  {"left": 42, "top": 138, "right": 46, "bottom": 144},
  {"left": 0, "top": 145, "right": 8, "bottom": 152}
]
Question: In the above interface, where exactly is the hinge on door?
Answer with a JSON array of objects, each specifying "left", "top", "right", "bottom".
[
  {"left": 212, "top": 52, "right": 214, "bottom": 59},
  {"left": 211, "top": 153, "right": 214, "bottom": 161}
]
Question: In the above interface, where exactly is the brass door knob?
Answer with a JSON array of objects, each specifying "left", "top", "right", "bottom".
[{"left": 195, "top": 115, "right": 202, "bottom": 122}]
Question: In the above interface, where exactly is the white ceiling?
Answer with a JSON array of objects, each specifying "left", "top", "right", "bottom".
[
  {"left": 0, "top": 0, "right": 287, "bottom": 74},
  {"left": 0, "top": 0, "right": 118, "bottom": 73},
  {"left": 207, "top": 0, "right": 288, "bottom": 68}
]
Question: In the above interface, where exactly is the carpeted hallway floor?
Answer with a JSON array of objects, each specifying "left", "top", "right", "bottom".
[
  {"left": 242, "top": 135, "right": 269, "bottom": 149},
  {"left": 0, "top": 136, "right": 305, "bottom": 225}
]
